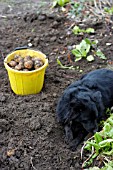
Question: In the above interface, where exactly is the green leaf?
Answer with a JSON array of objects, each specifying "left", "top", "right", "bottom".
[
  {"left": 85, "top": 28, "right": 95, "bottom": 33},
  {"left": 83, "top": 113, "right": 113, "bottom": 169},
  {"left": 87, "top": 55, "right": 94, "bottom": 62},
  {"left": 99, "top": 139, "right": 113, "bottom": 148},
  {"left": 82, "top": 152, "right": 98, "bottom": 168},
  {"left": 84, "top": 38, "right": 91, "bottom": 45},
  {"left": 58, "top": 0, "right": 70, "bottom": 6},
  {"left": 72, "top": 38, "right": 92, "bottom": 61},
  {"left": 103, "top": 122, "right": 111, "bottom": 133},
  {"left": 52, "top": 0, "right": 58, "bottom": 7},
  {"left": 106, "top": 117, "right": 113, "bottom": 126},
  {"left": 57, "top": 59, "right": 75, "bottom": 70},
  {"left": 94, "top": 132, "right": 103, "bottom": 144},
  {"left": 103, "top": 149, "right": 113, "bottom": 155},
  {"left": 72, "top": 26, "right": 95, "bottom": 35},
  {"left": 75, "top": 56, "right": 82, "bottom": 62},
  {"left": 96, "top": 49, "right": 107, "bottom": 60},
  {"left": 80, "top": 39, "right": 91, "bottom": 54},
  {"left": 91, "top": 40, "right": 98, "bottom": 45},
  {"left": 84, "top": 143, "right": 92, "bottom": 151},
  {"left": 71, "top": 49, "right": 82, "bottom": 61},
  {"left": 104, "top": 6, "right": 113, "bottom": 14},
  {"left": 52, "top": 0, "right": 70, "bottom": 7},
  {"left": 86, "top": 141, "right": 99, "bottom": 150},
  {"left": 72, "top": 26, "right": 83, "bottom": 35},
  {"left": 57, "top": 58, "right": 63, "bottom": 66}
]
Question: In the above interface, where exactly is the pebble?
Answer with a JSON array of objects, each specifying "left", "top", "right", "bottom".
[
  {"left": 67, "top": 46, "right": 73, "bottom": 50},
  {"left": 66, "top": 31, "right": 72, "bottom": 36},
  {"left": 33, "top": 37, "right": 40, "bottom": 45},
  {"left": 28, "top": 43, "right": 32, "bottom": 47},
  {"left": 0, "top": 95, "right": 6, "bottom": 102},
  {"left": 51, "top": 21, "right": 59, "bottom": 29},
  {"left": 72, "top": 45, "right": 76, "bottom": 49},
  {"left": 47, "top": 13, "right": 55, "bottom": 19},
  {"left": 56, "top": 16, "right": 64, "bottom": 22},
  {"left": 50, "top": 36, "right": 57, "bottom": 42},
  {"left": 0, "top": 119, "right": 9, "bottom": 129},
  {"left": 53, "top": 93, "right": 57, "bottom": 97},
  {"left": 15, "top": 150, "right": 22, "bottom": 159},
  {"left": 0, "top": 128, "right": 3, "bottom": 133},
  {"left": 70, "top": 167, "right": 75, "bottom": 170},
  {"left": 38, "top": 14, "right": 46, "bottom": 21},
  {"left": 29, "top": 117, "right": 41, "bottom": 131}
]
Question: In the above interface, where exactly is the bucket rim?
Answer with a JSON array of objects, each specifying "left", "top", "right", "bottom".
[{"left": 4, "top": 49, "right": 48, "bottom": 74}]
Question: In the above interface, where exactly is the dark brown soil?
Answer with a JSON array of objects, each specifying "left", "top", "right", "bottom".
[{"left": 0, "top": 1, "right": 113, "bottom": 170}]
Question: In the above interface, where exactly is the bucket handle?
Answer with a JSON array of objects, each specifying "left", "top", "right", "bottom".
[
  {"left": 14, "top": 46, "right": 48, "bottom": 59},
  {"left": 14, "top": 46, "right": 28, "bottom": 51}
]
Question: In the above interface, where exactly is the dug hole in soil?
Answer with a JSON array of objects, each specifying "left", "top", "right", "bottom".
[{"left": 0, "top": 1, "right": 113, "bottom": 170}]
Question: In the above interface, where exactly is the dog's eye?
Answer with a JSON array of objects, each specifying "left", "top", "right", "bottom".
[
  {"left": 76, "top": 108, "right": 82, "bottom": 113},
  {"left": 82, "top": 120, "right": 87, "bottom": 123}
]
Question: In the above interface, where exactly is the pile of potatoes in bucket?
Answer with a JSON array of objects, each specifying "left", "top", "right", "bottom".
[{"left": 8, "top": 55, "right": 44, "bottom": 71}]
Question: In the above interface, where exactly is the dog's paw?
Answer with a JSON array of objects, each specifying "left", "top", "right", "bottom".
[
  {"left": 68, "top": 139, "right": 80, "bottom": 151},
  {"left": 64, "top": 125, "right": 74, "bottom": 143}
]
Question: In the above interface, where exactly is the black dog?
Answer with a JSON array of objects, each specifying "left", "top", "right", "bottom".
[{"left": 56, "top": 68, "right": 113, "bottom": 150}]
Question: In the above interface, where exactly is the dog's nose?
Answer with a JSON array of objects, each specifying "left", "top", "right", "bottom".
[{"left": 92, "top": 127, "right": 98, "bottom": 133}]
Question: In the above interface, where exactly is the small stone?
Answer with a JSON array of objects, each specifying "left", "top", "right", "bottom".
[
  {"left": 34, "top": 37, "right": 39, "bottom": 44},
  {"left": 28, "top": 43, "right": 32, "bottom": 47},
  {"left": 51, "top": 21, "right": 59, "bottom": 28},
  {"left": 106, "top": 43, "right": 112, "bottom": 46},
  {"left": 0, "top": 96, "right": 6, "bottom": 102},
  {"left": 70, "top": 167, "right": 75, "bottom": 170},
  {"left": 50, "top": 36, "right": 57, "bottom": 42},
  {"left": 66, "top": 31, "right": 71, "bottom": 36},
  {"left": 72, "top": 45, "right": 76, "bottom": 49},
  {"left": 67, "top": 46, "right": 73, "bottom": 50},
  {"left": 92, "top": 65, "right": 95, "bottom": 69},
  {"left": 0, "top": 119, "right": 9, "bottom": 129},
  {"left": 29, "top": 117, "right": 41, "bottom": 131},
  {"left": 47, "top": 13, "right": 55, "bottom": 19},
  {"left": 53, "top": 93, "right": 57, "bottom": 97},
  {"left": 7, "top": 149, "right": 15, "bottom": 157},
  {"left": 0, "top": 128, "right": 3, "bottom": 133},
  {"left": 56, "top": 16, "right": 64, "bottom": 22},
  {"left": 15, "top": 150, "right": 22, "bottom": 159},
  {"left": 38, "top": 14, "right": 46, "bottom": 21}
]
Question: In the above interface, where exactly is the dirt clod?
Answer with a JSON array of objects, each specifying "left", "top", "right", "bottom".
[{"left": 29, "top": 117, "right": 41, "bottom": 131}]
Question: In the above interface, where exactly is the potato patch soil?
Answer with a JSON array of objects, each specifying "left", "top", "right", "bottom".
[{"left": 0, "top": 1, "right": 113, "bottom": 170}]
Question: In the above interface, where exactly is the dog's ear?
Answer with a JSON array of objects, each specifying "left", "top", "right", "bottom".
[
  {"left": 70, "top": 98, "right": 77, "bottom": 107},
  {"left": 91, "top": 91, "right": 104, "bottom": 118},
  {"left": 56, "top": 88, "right": 78, "bottom": 123},
  {"left": 83, "top": 81, "right": 97, "bottom": 89},
  {"left": 92, "top": 91, "right": 102, "bottom": 101}
]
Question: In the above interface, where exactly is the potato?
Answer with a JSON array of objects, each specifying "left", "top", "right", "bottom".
[
  {"left": 34, "top": 60, "right": 44, "bottom": 67},
  {"left": 24, "top": 56, "right": 32, "bottom": 62},
  {"left": 19, "top": 63, "right": 24, "bottom": 70},
  {"left": 24, "top": 60, "right": 33, "bottom": 69},
  {"left": 8, "top": 60, "right": 17, "bottom": 67},
  {"left": 32, "top": 57, "right": 39, "bottom": 61},
  {"left": 23, "top": 69, "right": 29, "bottom": 71},
  {"left": 15, "top": 64, "right": 23, "bottom": 70},
  {"left": 14, "top": 55, "right": 22, "bottom": 63},
  {"left": 19, "top": 58, "right": 24, "bottom": 64},
  {"left": 8, "top": 55, "right": 44, "bottom": 71}
]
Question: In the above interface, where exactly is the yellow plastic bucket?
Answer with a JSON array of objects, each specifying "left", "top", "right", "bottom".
[{"left": 4, "top": 49, "right": 48, "bottom": 95}]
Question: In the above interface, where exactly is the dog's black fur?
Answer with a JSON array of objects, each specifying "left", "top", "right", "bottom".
[{"left": 56, "top": 69, "right": 113, "bottom": 150}]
